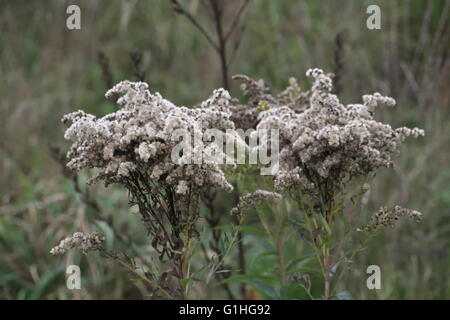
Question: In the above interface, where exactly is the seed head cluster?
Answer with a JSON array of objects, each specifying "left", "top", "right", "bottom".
[
  {"left": 62, "top": 81, "right": 239, "bottom": 194},
  {"left": 55, "top": 68, "right": 424, "bottom": 261},
  {"left": 234, "top": 69, "right": 424, "bottom": 198},
  {"left": 230, "top": 190, "right": 282, "bottom": 216},
  {"left": 360, "top": 206, "right": 423, "bottom": 233},
  {"left": 50, "top": 232, "right": 105, "bottom": 255}
]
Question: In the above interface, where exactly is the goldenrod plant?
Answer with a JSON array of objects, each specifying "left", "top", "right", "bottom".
[{"left": 53, "top": 68, "right": 424, "bottom": 299}]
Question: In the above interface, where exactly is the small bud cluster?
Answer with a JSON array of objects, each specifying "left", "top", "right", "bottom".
[
  {"left": 50, "top": 232, "right": 104, "bottom": 255},
  {"left": 230, "top": 190, "right": 282, "bottom": 216},
  {"left": 360, "top": 206, "right": 423, "bottom": 233}
]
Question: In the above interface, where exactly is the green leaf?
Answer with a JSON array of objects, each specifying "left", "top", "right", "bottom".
[
  {"left": 27, "top": 266, "right": 65, "bottom": 299},
  {"left": 286, "top": 256, "right": 314, "bottom": 272},
  {"left": 256, "top": 249, "right": 279, "bottom": 260}
]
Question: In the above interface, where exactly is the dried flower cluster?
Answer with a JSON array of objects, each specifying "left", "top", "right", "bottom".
[
  {"left": 360, "top": 206, "right": 423, "bottom": 233},
  {"left": 229, "top": 75, "right": 276, "bottom": 130},
  {"left": 59, "top": 81, "right": 253, "bottom": 297},
  {"left": 62, "top": 81, "right": 240, "bottom": 194},
  {"left": 230, "top": 190, "right": 282, "bottom": 216},
  {"left": 233, "top": 68, "right": 424, "bottom": 219},
  {"left": 55, "top": 66, "right": 424, "bottom": 300},
  {"left": 50, "top": 232, "right": 104, "bottom": 255},
  {"left": 229, "top": 74, "right": 310, "bottom": 131}
]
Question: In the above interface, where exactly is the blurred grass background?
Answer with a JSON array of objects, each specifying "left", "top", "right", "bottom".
[{"left": 0, "top": 0, "right": 449, "bottom": 299}]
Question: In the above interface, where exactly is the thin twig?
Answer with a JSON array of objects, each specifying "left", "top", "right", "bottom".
[
  {"left": 170, "top": 0, "right": 220, "bottom": 52},
  {"left": 209, "top": 0, "right": 230, "bottom": 90},
  {"left": 224, "top": 0, "right": 249, "bottom": 41}
]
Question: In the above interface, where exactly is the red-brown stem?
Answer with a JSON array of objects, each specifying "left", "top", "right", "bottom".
[{"left": 210, "top": 0, "right": 230, "bottom": 90}]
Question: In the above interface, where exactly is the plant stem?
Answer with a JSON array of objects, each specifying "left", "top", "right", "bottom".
[
  {"left": 209, "top": 0, "right": 230, "bottom": 90},
  {"left": 323, "top": 247, "right": 331, "bottom": 299},
  {"left": 102, "top": 249, "right": 173, "bottom": 299},
  {"left": 274, "top": 205, "right": 287, "bottom": 284},
  {"left": 237, "top": 228, "right": 247, "bottom": 295},
  {"left": 276, "top": 236, "right": 287, "bottom": 284},
  {"left": 180, "top": 237, "right": 191, "bottom": 299}
]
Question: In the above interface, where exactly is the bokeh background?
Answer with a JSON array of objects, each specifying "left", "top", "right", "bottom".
[{"left": 0, "top": 0, "right": 449, "bottom": 299}]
